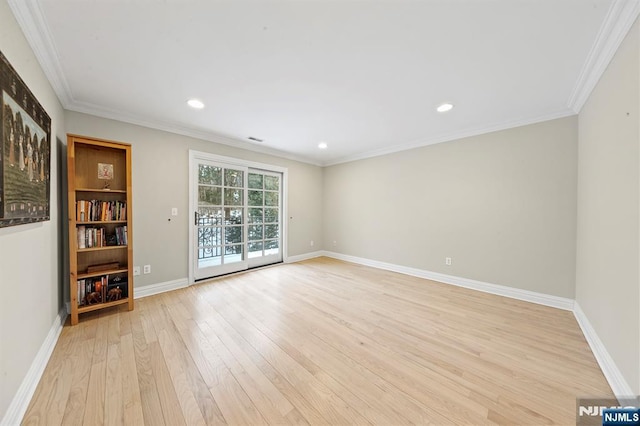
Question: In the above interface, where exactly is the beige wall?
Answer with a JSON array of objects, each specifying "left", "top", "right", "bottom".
[
  {"left": 324, "top": 116, "right": 578, "bottom": 298},
  {"left": 65, "top": 111, "right": 323, "bottom": 288},
  {"left": 576, "top": 18, "right": 640, "bottom": 394},
  {"left": 0, "top": 1, "right": 66, "bottom": 420}
]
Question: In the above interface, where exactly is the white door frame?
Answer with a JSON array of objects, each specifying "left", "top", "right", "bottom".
[{"left": 188, "top": 150, "right": 288, "bottom": 285}]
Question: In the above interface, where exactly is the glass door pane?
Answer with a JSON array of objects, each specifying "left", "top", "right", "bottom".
[
  {"left": 194, "top": 162, "right": 248, "bottom": 279},
  {"left": 247, "top": 169, "right": 282, "bottom": 267}
]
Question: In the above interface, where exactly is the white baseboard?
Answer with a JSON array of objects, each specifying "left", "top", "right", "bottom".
[
  {"left": 1, "top": 308, "right": 67, "bottom": 426},
  {"left": 285, "top": 251, "right": 324, "bottom": 264},
  {"left": 134, "top": 278, "right": 189, "bottom": 299},
  {"left": 321, "top": 251, "right": 575, "bottom": 311},
  {"left": 573, "top": 302, "right": 634, "bottom": 399}
]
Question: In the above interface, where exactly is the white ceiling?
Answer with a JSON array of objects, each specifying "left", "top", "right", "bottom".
[{"left": 9, "top": 0, "right": 640, "bottom": 165}]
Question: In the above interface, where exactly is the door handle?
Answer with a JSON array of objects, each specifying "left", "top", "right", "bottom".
[{"left": 194, "top": 211, "right": 199, "bottom": 226}]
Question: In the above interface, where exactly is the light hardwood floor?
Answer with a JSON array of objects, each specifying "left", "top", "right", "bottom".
[{"left": 23, "top": 257, "right": 613, "bottom": 425}]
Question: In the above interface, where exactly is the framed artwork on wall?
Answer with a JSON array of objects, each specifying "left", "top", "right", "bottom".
[{"left": 0, "top": 50, "right": 51, "bottom": 228}]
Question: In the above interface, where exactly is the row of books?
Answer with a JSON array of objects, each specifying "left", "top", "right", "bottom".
[
  {"left": 77, "top": 274, "right": 128, "bottom": 306},
  {"left": 115, "top": 225, "right": 128, "bottom": 246},
  {"left": 77, "top": 225, "right": 127, "bottom": 248},
  {"left": 76, "top": 200, "right": 126, "bottom": 222}
]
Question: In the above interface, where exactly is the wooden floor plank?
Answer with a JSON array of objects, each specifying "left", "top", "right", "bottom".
[
  {"left": 198, "top": 286, "right": 370, "bottom": 425},
  {"left": 206, "top": 364, "right": 268, "bottom": 426},
  {"left": 104, "top": 343, "right": 124, "bottom": 426},
  {"left": 130, "top": 307, "right": 166, "bottom": 426},
  {"left": 22, "top": 325, "right": 82, "bottom": 426},
  {"left": 82, "top": 314, "right": 109, "bottom": 426},
  {"left": 120, "top": 333, "right": 145, "bottom": 426},
  {"left": 60, "top": 336, "right": 95, "bottom": 426},
  {"left": 219, "top": 294, "right": 447, "bottom": 425},
  {"left": 203, "top": 310, "right": 295, "bottom": 419},
  {"left": 23, "top": 258, "right": 615, "bottom": 425},
  {"left": 149, "top": 339, "right": 187, "bottom": 426},
  {"left": 162, "top": 302, "right": 228, "bottom": 426},
  {"left": 157, "top": 328, "right": 207, "bottom": 426},
  {"left": 179, "top": 288, "right": 329, "bottom": 425},
  {"left": 218, "top": 277, "right": 456, "bottom": 425},
  {"left": 229, "top": 272, "right": 490, "bottom": 424}
]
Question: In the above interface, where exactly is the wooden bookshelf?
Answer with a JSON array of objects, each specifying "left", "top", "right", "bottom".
[{"left": 67, "top": 134, "right": 133, "bottom": 325}]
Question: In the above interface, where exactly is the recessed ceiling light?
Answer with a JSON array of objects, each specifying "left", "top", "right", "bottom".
[
  {"left": 436, "top": 103, "right": 454, "bottom": 113},
  {"left": 187, "top": 98, "right": 205, "bottom": 109},
  {"left": 318, "top": 142, "right": 328, "bottom": 149}
]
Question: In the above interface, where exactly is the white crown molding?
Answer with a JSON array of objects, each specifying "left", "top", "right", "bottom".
[
  {"left": 7, "top": 0, "right": 73, "bottom": 107},
  {"left": 65, "top": 101, "right": 323, "bottom": 167},
  {"left": 0, "top": 308, "right": 67, "bottom": 426},
  {"left": 573, "top": 302, "right": 635, "bottom": 398},
  {"left": 568, "top": 0, "right": 640, "bottom": 113},
  {"left": 69, "top": 103, "right": 575, "bottom": 169},
  {"left": 324, "top": 108, "right": 576, "bottom": 166},
  {"left": 321, "top": 251, "right": 575, "bottom": 311},
  {"left": 134, "top": 278, "right": 189, "bottom": 299}
]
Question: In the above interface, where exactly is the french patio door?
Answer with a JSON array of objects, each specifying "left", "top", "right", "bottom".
[
  {"left": 191, "top": 153, "right": 284, "bottom": 281},
  {"left": 194, "top": 161, "right": 248, "bottom": 279},
  {"left": 247, "top": 170, "right": 282, "bottom": 268}
]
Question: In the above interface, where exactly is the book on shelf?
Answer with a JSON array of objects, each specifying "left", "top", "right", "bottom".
[
  {"left": 77, "top": 226, "right": 86, "bottom": 249},
  {"left": 77, "top": 275, "right": 107, "bottom": 306},
  {"left": 77, "top": 273, "right": 129, "bottom": 306},
  {"left": 77, "top": 226, "right": 109, "bottom": 248},
  {"left": 77, "top": 226, "right": 128, "bottom": 249},
  {"left": 77, "top": 201, "right": 86, "bottom": 222},
  {"left": 115, "top": 225, "right": 127, "bottom": 246},
  {"left": 75, "top": 200, "right": 126, "bottom": 222},
  {"left": 77, "top": 279, "right": 86, "bottom": 306}
]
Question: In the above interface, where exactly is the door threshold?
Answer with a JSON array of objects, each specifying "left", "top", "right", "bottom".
[{"left": 194, "top": 261, "right": 284, "bottom": 283}]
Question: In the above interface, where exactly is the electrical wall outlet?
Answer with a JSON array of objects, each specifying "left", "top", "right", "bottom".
[
  {"left": 310, "top": 240, "right": 314, "bottom": 247},
  {"left": 333, "top": 240, "right": 337, "bottom": 247},
  {"left": 171, "top": 207, "right": 178, "bottom": 216},
  {"left": 133, "top": 266, "right": 140, "bottom": 276},
  {"left": 445, "top": 257, "right": 452, "bottom": 266},
  {"left": 143, "top": 264, "right": 151, "bottom": 274}
]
